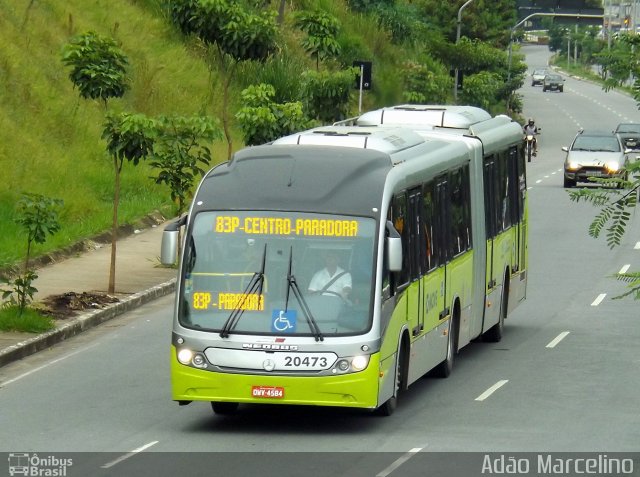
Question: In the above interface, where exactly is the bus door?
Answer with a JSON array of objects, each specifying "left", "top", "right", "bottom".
[
  {"left": 407, "top": 187, "right": 425, "bottom": 337},
  {"left": 509, "top": 145, "right": 526, "bottom": 274},
  {"left": 435, "top": 177, "right": 451, "bottom": 322},
  {"left": 483, "top": 156, "right": 497, "bottom": 295},
  {"left": 420, "top": 178, "right": 448, "bottom": 335}
]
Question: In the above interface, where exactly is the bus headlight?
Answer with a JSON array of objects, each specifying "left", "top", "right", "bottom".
[
  {"left": 177, "top": 349, "right": 208, "bottom": 368},
  {"left": 333, "top": 355, "right": 370, "bottom": 374},
  {"left": 351, "top": 355, "right": 369, "bottom": 371},
  {"left": 177, "top": 348, "right": 193, "bottom": 365}
]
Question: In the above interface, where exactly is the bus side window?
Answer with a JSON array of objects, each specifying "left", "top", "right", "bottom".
[
  {"left": 422, "top": 181, "right": 437, "bottom": 271},
  {"left": 388, "top": 192, "right": 410, "bottom": 290}
]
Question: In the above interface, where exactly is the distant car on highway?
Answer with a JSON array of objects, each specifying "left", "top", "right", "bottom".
[
  {"left": 531, "top": 68, "right": 548, "bottom": 86},
  {"left": 542, "top": 73, "right": 564, "bottom": 92},
  {"left": 562, "top": 130, "right": 629, "bottom": 188},
  {"left": 613, "top": 122, "right": 640, "bottom": 151}
]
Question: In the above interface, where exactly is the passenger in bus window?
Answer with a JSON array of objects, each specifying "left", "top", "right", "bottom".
[{"left": 307, "top": 250, "right": 352, "bottom": 300}]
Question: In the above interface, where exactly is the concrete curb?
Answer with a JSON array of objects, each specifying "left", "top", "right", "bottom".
[{"left": 0, "top": 279, "right": 176, "bottom": 368}]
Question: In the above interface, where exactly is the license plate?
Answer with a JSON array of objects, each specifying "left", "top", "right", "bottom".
[{"left": 251, "top": 386, "right": 284, "bottom": 399}]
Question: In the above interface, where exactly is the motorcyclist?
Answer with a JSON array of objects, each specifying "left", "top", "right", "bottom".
[{"left": 523, "top": 118, "right": 539, "bottom": 156}]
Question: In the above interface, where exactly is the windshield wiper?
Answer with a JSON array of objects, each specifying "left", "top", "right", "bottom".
[
  {"left": 285, "top": 246, "right": 323, "bottom": 341},
  {"left": 219, "top": 244, "right": 267, "bottom": 338}
]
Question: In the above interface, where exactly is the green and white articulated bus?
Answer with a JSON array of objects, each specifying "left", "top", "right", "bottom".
[{"left": 160, "top": 104, "right": 527, "bottom": 416}]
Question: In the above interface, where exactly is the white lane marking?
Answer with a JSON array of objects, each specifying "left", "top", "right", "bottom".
[
  {"left": 536, "top": 179, "right": 542, "bottom": 184},
  {"left": 101, "top": 440, "right": 159, "bottom": 469},
  {"left": 591, "top": 293, "right": 606, "bottom": 306},
  {"left": 376, "top": 447, "right": 423, "bottom": 477},
  {"left": 0, "top": 344, "right": 100, "bottom": 387},
  {"left": 475, "top": 380, "right": 509, "bottom": 401},
  {"left": 635, "top": 242, "right": 640, "bottom": 250},
  {"left": 546, "top": 331, "right": 570, "bottom": 348},
  {"left": 619, "top": 264, "right": 631, "bottom": 274}
]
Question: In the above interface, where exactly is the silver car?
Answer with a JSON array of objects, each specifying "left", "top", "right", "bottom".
[
  {"left": 563, "top": 130, "right": 629, "bottom": 188},
  {"left": 531, "top": 68, "right": 548, "bottom": 86}
]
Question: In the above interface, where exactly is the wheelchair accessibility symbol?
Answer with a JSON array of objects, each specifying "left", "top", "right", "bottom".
[{"left": 272, "top": 309, "right": 297, "bottom": 333}]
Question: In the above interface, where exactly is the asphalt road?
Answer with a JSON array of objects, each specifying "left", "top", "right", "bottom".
[{"left": 0, "top": 45, "right": 639, "bottom": 477}]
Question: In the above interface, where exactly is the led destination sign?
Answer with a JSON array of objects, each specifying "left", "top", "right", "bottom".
[
  {"left": 215, "top": 216, "right": 359, "bottom": 237},
  {"left": 192, "top": 292, "right": 265, "bottom": 311}
]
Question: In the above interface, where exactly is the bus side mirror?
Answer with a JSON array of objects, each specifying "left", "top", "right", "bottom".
[
  {"left": 385, "top": 220, "right": 403, "bottom": 272},
  {"left": 160, "top": 216, "right": 186, "bottom": 266}
]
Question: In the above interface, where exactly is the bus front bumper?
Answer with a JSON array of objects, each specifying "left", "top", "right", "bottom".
[{"left": 171, "top": 346, "right": 382, "bottom": 409}]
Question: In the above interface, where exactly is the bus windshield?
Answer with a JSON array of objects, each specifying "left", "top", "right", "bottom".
[{"left": 180, "top": 211, "right": 376, "bottom": 337}]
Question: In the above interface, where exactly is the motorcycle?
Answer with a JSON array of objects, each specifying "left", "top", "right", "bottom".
[{"left": 524, "top": 127, "right": 541, "bottom": 163}]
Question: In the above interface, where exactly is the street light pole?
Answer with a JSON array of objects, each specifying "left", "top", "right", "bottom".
[{"left": 454, "top": 0, "right": 475, "bottom": 102}]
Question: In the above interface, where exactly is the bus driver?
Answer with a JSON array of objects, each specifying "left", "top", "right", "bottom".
[{"left": 307, "top": 250, "right": 352, "bottom": 300}]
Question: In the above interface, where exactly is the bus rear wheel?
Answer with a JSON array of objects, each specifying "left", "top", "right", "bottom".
[
  {"left": 483, "top": 279, "right": 508, "bottom": 343},
  {"left": 211, "top": 402, "right": 239, "bottom": 415},
  {"left": 433, "top": 317, "right": 456, "bottom": 378}
]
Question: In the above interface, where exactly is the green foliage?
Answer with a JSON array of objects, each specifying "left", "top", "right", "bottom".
[
  {"left": 103, "top": 113, "right": 156, "bottom": 167},
  {"left": 2, "top": 193, "right": 63, "bottom": 315},
  {"left": 301, "top": 68, "right": 357, "bottom": 122},
  {"left": 375, "top": 3, "right": 425, "bottom": 45},
  {"left": 345, "top": 0, "right": 393, "bottom": 13},
  {"left": 401, "top": 58, "right": 451, "bottom": 104},
  {"left": 169, "top": 0, "right": 279, "bottom": 61},
  {"left": 568, "top": 161, "right": 640, "bottom": 300},
  {"left": 0, "top": 305, "right": 54, "bottom": 333},
  {"left": 412, "top": 0, "right": 515, "bottom": 46},
  {"left": 61, "top": 31, "right": 129, "bottom": 104},
  {"left": 235, "top": 83, "right": 309, "bottom": 145},
  {"left": 149, "top": 115, "right": 222, "bottom": 214},
  {"left": 460, "top": 71, "right": 502, "bottom": 110},
  {"left": 237, "top": 54, "right": 306, "bottom": 103},
  {"left": 293, "top": 10, "right": 341, "bottom": 69},
  {"left": 1, "top": 270, "right": 38, "bottom": 314},
  {"left": 15, "top": 193, "right": 64, "bottom": 260}
]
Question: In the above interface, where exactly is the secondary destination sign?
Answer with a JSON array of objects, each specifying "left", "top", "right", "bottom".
[{"left": 215, "top": 216, "right": 359, "bottom": 237}]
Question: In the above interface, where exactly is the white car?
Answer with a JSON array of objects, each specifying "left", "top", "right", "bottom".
[{"left": 563, "top": 130, "right": 629, "bottom": 188}]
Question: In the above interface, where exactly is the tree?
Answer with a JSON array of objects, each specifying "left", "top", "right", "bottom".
[
  {"left": 61, "top": 31, "right": 129, "bottom": 107},
  {"left": 401, "top": 58, "right": 451, "bottom": 104},
  {"left": 168, "top": 0, "right": 279, "bottom": 158},
  {"left": 413, "top": 0, "right": 516, "bottom": 47},
  {"left": 1, "top": 193, "right": 63, "bottom": 316},
  {"left": 149, "top": 115, "right": 222, "bottom": 216},
  {"left": 301, "top": 68, "right": 358, "bottom": 123},
  {"left": 460, "top": 71, "right": 502, "bottom": 110},
  {"left": 235, "top": 83, "right": 309, "bottom": 146},
  {"left": 293, "top": 10, "right": 342, "bottom": 71},
  {"left": 102, "top": 113, "right": 156, "bottom": 293},
  {"left": 62, "top": 31, "right": 136, "bottom": 294}
]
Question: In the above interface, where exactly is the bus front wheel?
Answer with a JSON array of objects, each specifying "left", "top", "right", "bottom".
[
  {"left": 377, "top": 343, "right": 406, "bottom": 416},
  {"left": 211, "top": 402, "right": 239, "bottom": 415}
]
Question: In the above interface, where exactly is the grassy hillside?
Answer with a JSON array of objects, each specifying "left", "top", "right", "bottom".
[{"left": 0, "top": 0, "right": 415, "bottom": 269}]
